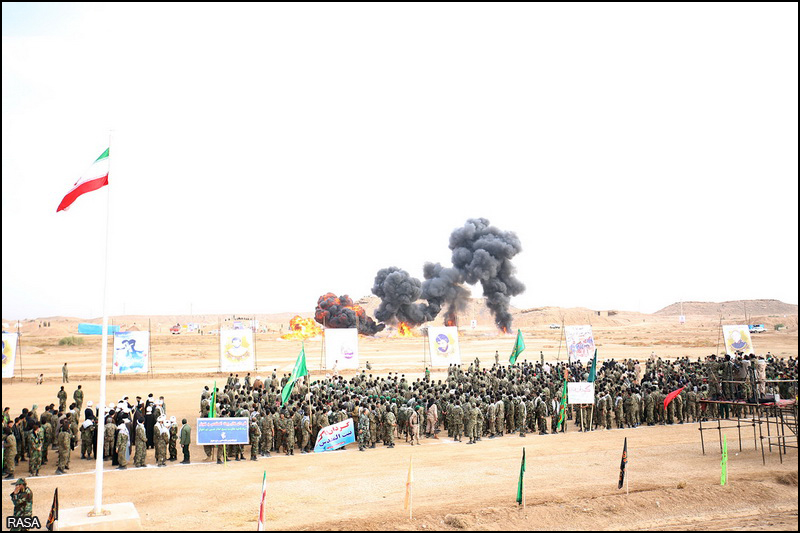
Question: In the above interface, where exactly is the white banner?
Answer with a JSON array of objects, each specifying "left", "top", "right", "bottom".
[
  {"left": 567, "top": 382, "right": 595, "bottom": 404},
  {"left": 427, "top": 326, "right": 461, "bottom": 367},
  {"left": 112, "top": 331, "right": 150, "bottom": 374},
  {"left": 722, "top": 325, "right": 755, "bottom": 356},
  {"left": 220, "top": 329, "right": 255, "bottom": 372},
  {"left": 324, "top": 328, "right": 359, "bottom": 370},
  {"left": 565, "top": 325, "right": 595, "bottom": 364},
  {"left": 2, "top": 333, "right": 18, "bottom": 378}
]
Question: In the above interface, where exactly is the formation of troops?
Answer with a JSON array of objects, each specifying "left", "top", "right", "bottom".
[
  {"left": 4, "top": 352, "right": 797, "bottom": 479},
  {"left": 3, "top": 389, "right": 190, "bottom": 479}
]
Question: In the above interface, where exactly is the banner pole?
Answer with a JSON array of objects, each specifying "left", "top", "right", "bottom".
[{"left": 16, "top": 322, "right": 22, "bottom": 378}]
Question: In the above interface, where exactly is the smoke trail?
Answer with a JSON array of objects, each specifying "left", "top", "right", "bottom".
[{"left": 315, "top": 292, "right": 385, "bottom": 335}]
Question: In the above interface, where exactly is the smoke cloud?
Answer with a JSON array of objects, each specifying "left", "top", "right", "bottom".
[
  {"left": 315, "top": 292, "right": 384, "bottom": 336},
  {"left": 372, "top": 218, "right": 524, "bottom": 331}
]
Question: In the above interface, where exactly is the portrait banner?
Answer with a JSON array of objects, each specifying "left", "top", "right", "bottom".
[
  {"left": 2, "top": 332, "right": 18, "bottom": 378},
  {"left": 565, "top": 325, "right": 595, "bottom": 365},
  {"left": 196, "top": 417, "right": 250, "bottom": 445},
  {"left": 313, "top": 418, "right": 356, "bottom": 452},
  {"left": 427, "top": 326, "right": 461, "bottom": 367},
  {"left": 567, "top": 382, "right": 595, "bottom": 404},
  {"left": 220, "top": 329, "right": 255, "bottom": 372},
  {"left": 112, "top": 331, "right": 150, "bottom": 374},
  {"left": 722, "top": 325, "right": 755, "bottom": 356},
  {"left": 324, "top": 328, "right": 359, "bottom": 370}
]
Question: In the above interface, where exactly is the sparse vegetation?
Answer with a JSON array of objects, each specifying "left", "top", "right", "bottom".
[
  {"left": 775, "top": 324, "right": 785, "bottom": 331},
  {"left": 58, "top": 336, "right": 84, "bottom": 346}
]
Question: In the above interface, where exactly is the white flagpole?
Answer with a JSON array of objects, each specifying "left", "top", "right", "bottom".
[{"left": 92, "top": 133, "right": 113, "bottom": 516}]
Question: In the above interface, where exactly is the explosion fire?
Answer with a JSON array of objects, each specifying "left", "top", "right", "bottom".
[
  {"left": 315, "top": 292, "right": 384, "bottom": 335},
  {"left": 281, "top": 315, "right": 323, "bottom": 340},
  {"left": 397, "top": 322, "right": 414, "bottom": 337}
]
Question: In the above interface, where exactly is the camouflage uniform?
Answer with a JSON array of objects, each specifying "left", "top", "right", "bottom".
[
  {"left": 80, "top": 421, "right": 95, "bottom": 459},
  {"left": 134, "top": 423, "right": 147, "bottom": 467},
  {"left": 57, "top": 428, "right": 71, "bottom": 473},
  {"left": 104, "top": 421, "right": 116, "bottom": 459},
  {"left": 28, "top": 429, "right": 43, "bottom": 476},
  {"left": 384, "top": 409, "right": 396, "bottom": 447},
  {"left": 11, "top": 481, "right": 33, "bottom": 529},
  {"left": 169, "top": 424, "right": 178, "bottom": 460},
  {"left": 116, "top": 429, "right": 129, "bottom": 468},
  {"left": 3, "top": 432, "right": 16, "bottom": 477},
  {"left": 249, "top": 420, "right": 261, "bottom": 460},
  {"left": 358, "top": 412, "right": 370, "bottom": 450}
]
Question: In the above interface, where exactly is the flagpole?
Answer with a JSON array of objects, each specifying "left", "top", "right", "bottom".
[
  {"left": 92, "top": 133, "right": 113, "bottom": 517},
  {"left": 626, "top": 445, "right": 630, "bottom": 496}
]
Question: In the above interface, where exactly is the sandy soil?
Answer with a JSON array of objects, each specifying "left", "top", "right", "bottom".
[{"left": 2, "top": 320, "right": 797, "bottom": 530}]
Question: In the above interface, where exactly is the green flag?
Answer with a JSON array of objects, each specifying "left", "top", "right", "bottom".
[
  {"left": 556, "top": 379, "right": 568, "bottom": 430},
  {"left": 209, "top": 380, "right": 216, "bottom": 418},
  {"left": 588, "top": 349, "right": 597, "bottom": 382},
  {"left": 720, "top": 436, "right": 728, "bottom": 485},
  {"left": 281, "top": 343, "right": 309, "bottom": 405},
  {"left": 516, "top": 447, "right": 526, "bottom": 505},
  {"left": 509, "top": 329, "right": 525, "bottom": 365}
]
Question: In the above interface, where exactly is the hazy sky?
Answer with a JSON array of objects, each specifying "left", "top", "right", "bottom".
[{"left": 2, "top": 3, "right": 798, "bottom": 321}]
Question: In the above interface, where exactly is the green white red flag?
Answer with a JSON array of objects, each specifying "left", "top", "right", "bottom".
[{"left": 57, "top": 148, "right": 109, "bottom": 212}]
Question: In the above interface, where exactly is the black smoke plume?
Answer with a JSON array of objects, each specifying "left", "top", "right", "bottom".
[
  {"left": 372, "top": 218, "right": 524, "bottom": 331},
  {"left": 315, "top": 292, "right": 385, "bottom": 336}
]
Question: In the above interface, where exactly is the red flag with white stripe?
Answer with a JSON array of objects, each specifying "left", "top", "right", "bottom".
[
  {"left": 257, "top": 471, "right": 267, "bottom": 531},
  {"left": 57, "top": 148, "right": 109, "bottom": 212}
]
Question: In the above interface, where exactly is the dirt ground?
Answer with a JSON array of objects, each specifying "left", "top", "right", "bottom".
[{"left": 2, "top": 319, "right": 797, "bottom": 530}]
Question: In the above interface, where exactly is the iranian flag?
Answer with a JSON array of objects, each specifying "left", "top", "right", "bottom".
[
  {"left": 57, "top": 148, "right": 109, "bottom": 212},
  {"left": 257, "top": 471, "right": 267, "bottom": 531}
]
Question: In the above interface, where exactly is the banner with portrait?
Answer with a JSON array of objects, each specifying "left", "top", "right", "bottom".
[
  {"left": 2, "top": 332, "right": 17, "bottom": 378},
  {"left": 112, "top": 331, "right": 150, "bottom": 374},
  {"left": 324, "top": 328, "right": 359, "bottom": 370},
  {"left": 722, "top": 325, "right": 755, "bottom": 356},
  {"left": 220, "top": 329, "right": 255, "bottom": 371},
  {"left": 565, "top": 325, "right": 595, "bottom": 365},
  {"left": 427, "top": 326, "right": 461, "bottom": 367}
]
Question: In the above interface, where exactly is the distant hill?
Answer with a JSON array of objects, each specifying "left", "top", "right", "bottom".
[{"left": 655, "top": 299, "right": 798, "bottom": 318}]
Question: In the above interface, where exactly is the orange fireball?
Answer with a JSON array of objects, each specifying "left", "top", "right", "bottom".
[
  {"left": 397, "top": 322, "right": 414, "bottom": 337},
  {"left": 281, "top": 315, "right": 323, "bottom": 340}
]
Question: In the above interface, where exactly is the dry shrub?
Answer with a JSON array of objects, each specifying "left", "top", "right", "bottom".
[
  {"left": 444, "top": 514, "right": 471, "bottom": 529},
  {"left": 775, "top": 472, "right": 797, "bottom": 486}
]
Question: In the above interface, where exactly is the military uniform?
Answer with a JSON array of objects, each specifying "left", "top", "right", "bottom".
[
  {"left": 154, "top": 426, "right": 167, "bottom": 466},
  {"left": 358, "top": 412, "right": 371, "bottom": 450},
  {"left": 116, "top": 429, "right": 129, "bottom": 468},
  {"left": 169, "top": 424, "right": 178, "bottom": 460},
  {"left": 28, "top": 429, "right": 43, "bottom": 476},
  {"left": 3, "top": 431, "right": 16, "bottom": 477},
  {"left": 134, "top": 423, "right": 147, "bottom": 467},
  {"left": 250, "top": 420, "right": 261, "bottom": 460},
  {"left": 11, "top": 479, "right": 33, "bottom": 531},
  {"left": 56, "top": 428, "right": 71, "bottom": 473},
  {"left": 57, "top": 389, "right": 67, "bottom": 412}
]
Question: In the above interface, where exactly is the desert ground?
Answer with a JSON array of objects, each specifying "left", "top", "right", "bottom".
[{"left": 2, "top": 309, "right": 798, "bottom": 530}]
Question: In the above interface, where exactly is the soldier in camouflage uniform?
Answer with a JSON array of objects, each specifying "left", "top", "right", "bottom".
[
  {"left": 56, "top": 420, "right": 71, "bottom": 474},
  {"left": 80, "top": 419, "right": 95, "bottom": 460},
  {"left": 3, "top": 426, "right": 16, "bottom": 479},
  {"left": 250, "top": 416, "right": 261, "bottom": 460},
  {"left": 450, "top": 402, "right": 464, "bottom": 442},
  {"left": 116, "top": 424, "right": 129, "bottom": 470},
  {"left": 358, "top": 408, "right": 371, "bottom": 451},
  {"left": 168, "top": 417, "right": 178, "bottom": 461},
  {"left": 154, "top": 419, "right": 168, "bottom": 466},
  {"left": 11, "top": 478, "right": 33, "bottom": 530},
  {"left": 28, "top": 423, "right": 43, "bottom": 477},
  {"left": 495, "top": 399, "right": 505, "bottom": 437},
  {"left": 515, "top": 396, "right": 527, "bottom": 437},
  {"left": 300, "top": 412, "right": 311, "bottom": 453},
  {"left": 104, "top": 417, "right": 116, "bottom": 460},
  {"left": 384, "top": 405, "right": 396, "bottom": 448},
  {"left": 134, "top": 420, "right": 147, "bottom": 467},
  {"left": 644, "top": 388, "right": 655, "bottom": 425}
]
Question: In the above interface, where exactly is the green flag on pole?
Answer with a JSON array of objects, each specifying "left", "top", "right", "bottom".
[
  {"left": 281, "top": 343, "right": 309, "bottom": 405},
  {"left": 588, "top": 349, "right": 597, "bottom": 382},
  {"left": 556, "top": 379, "right": 568, "bottom": 430},
  {"left": 209, "top": 380, "right": 216, "bottom": 418},
  {"left": 516, "top": 447, "right": 526, "bottom": 505},
  {"left": 509, "top": 329, "right": 525, "bottom": 365},
  {"left": 720, "top": 436, "right": 728, "bottom": 485}
]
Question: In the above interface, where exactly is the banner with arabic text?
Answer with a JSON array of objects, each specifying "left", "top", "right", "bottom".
[{"left": 314, "top": 418, "right": 356, "bottom": 452}]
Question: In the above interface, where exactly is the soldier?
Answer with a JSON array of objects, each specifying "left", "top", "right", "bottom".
[
  {"left": 73, "top": 385, "right": 84, "bottom": 420},
  {"left": 104, "top": 417, "right": 116, "bottom": 460},
  {"left": 614, "top": 389, "right": 625, "bottom": 429},
  {"left": 425, "top": 400, "right": 438, "bottom": 438},
  {"left": 116, "top": 423, "right": 129, "bottom": 470},
  {"left": 154, "top": 417, "right": 168, "bottom": 467},
  {"left": 644, "top": 388, "right": 655, "bottom": 425},
  {"left": 168, "top": 416, "right": 178, "bottom": 461},
  {"left": 300, "top": 411, "right": 311, "bottom": 454},
  {"left": 3, "top": 426, "right": 16, "bottom": 479},
  {"left": 467, "top": 402, "right": 479, "bottom": 444},
  {"left": 11, "top": 478, "right": 33, "bottom": 528},
  {"left": 80, "top": 418, "right": 95, "bottom": 460},
  {"left": 384, "top": 405, "right": 397, "bottom": 448},
  {"left": 623, "top": 391, "right": 634, "bottom": 428},
  {"left": 536, "top": 393, "right": 549, "bottom": 435},
  {"left": 409, "top": 406, "right": 421, "bottom": 446},
  {"left": 134, "top": 419, "right": 147, "bottom": 467},
  {"left": 515, "top": 396, "right": 527, "bottom": 437},
  {"left": 28, "top": 423, "right": 43, "bottom": 477},
  {"left": 62, "top": 362, "right": 69, "bottom": 383},
  {"left": 56, "top": 420, "right": 71, "bottom": 474},
  {"left": 250, "top": 415, "right": 261, "bottom": 460},
  {"left": 179, "top": 418, "right": 191, "bottom": 464},
  {"left": 631, "top": 388, "right": 642, "bottom": 427},
  {"left": 451, "top": 402, "right": 464, "bottom": 442},
  {"left": 687, "top": 387, "right": 698, "bottom": 423},
  {"left": 495, "top": 398, "right": 505, "bottom": 437},
  {"left": 358, "top": 408, "right": 371, "bottom": 451},
  {"left": 57, "top": 386, "right": 67, "bottom": 413}
]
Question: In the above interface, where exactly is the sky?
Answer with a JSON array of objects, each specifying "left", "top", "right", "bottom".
[{"left": 2, "top": 3, "right": 798, "bottom": 321}]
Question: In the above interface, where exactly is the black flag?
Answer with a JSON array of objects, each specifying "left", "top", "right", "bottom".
[
  {"left": 46, "top": 487, "right": 58, "bottom": 531},
  {"left": 618, "top": 438, "right": 627, "bottom": 489}
]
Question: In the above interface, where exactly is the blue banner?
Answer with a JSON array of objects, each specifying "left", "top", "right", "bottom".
[
  {"left": 314, "top": 418, "right": 356, "bottom": 452},
  {"left": 197, "top": 417, "right": 250, "bottom": 445},
  {"left": 78, "top": 323, "right": 120, "bottom": 335}
]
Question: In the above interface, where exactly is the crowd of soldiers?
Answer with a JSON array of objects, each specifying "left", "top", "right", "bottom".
[
  {"left": 3, "top": 387, "right": 191, "bottom": 479},
  {"left": 4, "top": 352, "right": 796, "bottom": 478},
  {"left": 198, "top": 353, "right": 797, "bottom": 460}
]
